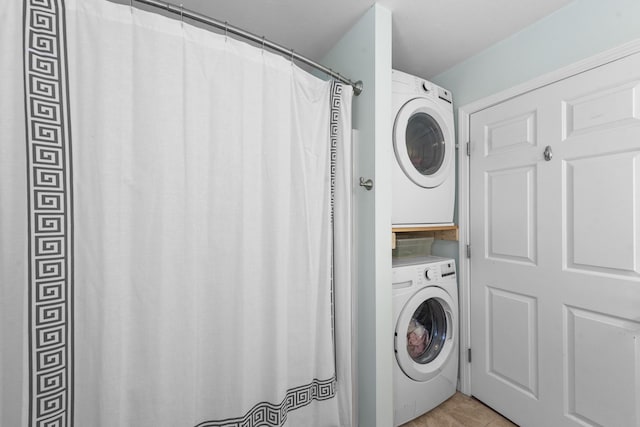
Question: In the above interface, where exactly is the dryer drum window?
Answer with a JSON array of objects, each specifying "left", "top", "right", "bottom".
[
  {"left": 406, "top": 298, "right": 447, "bottom": 364},
  {"left": 405, "top": 113, "right": 445, "bottom": 176}
]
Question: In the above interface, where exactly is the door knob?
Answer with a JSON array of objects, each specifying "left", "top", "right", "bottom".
[{"left": 544, "top": 145, "right": 553, "bottom": 161}]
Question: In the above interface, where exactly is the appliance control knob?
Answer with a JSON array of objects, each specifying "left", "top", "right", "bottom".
[
  {"left": 422, "top": 82, "right": 430, "bottom": 92},
  {"left": 425, "top": 269, "right": 435, "bottom": 280}
]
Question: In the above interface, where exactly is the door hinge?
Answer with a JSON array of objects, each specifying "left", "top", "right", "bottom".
[
  {"left": 466, "top": 141, "right": 470, "bottom": 156},
  {"left": 466, "top": 244, "right": 471, "bottom": 258},
  {"left": 468, "top": 348, "right": 472, "bottom": 363}
]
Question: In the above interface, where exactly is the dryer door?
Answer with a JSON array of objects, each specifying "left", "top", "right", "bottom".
[
  {"left": 395, "top": 286, "right": 456, "bottom": 382},
  {"left": 393, "top": 99, "right": 453, "bottom": 188}
]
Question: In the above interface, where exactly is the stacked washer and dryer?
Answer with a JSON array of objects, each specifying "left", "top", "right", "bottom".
[{"left": 391, "top": 69, "right": 459, "bottom": 426}]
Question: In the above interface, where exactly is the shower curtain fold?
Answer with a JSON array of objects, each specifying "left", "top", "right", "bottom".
[{"left": 0, "top": 0, "right": 353, "bottom": 426}]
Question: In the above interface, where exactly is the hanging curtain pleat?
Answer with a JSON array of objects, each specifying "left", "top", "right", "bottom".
[
  {"left": 1, "top": 0, "right": 353, "bottom": 425},
  {"left": 330, "top": 83, "right": 355, "bottom": 427},
  {"left": 0, "top": 1, "right": 30, "bottom": 425}
]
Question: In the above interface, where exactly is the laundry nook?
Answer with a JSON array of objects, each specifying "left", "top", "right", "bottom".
[{"left": 1, "top": 1, "right": 639, "bottom": 426}]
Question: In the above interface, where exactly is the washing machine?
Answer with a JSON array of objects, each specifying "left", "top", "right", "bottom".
[
  {"left": 392, "top": 256, "right": 458, "bottom": 426},
  {"left": 392, "top": 69, "right": 455, "bottom": 227}
]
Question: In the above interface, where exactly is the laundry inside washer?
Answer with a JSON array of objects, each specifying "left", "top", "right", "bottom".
[{"left": 406, "top": 300, "right": 447, "bottom": 363}]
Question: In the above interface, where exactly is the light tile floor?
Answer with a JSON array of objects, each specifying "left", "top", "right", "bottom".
[{"left": 400, "top": 392, "right": 518, "bottom": 427}]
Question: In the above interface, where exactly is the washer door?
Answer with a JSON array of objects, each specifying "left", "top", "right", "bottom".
[
  {"left": 395, "top": 286, "right": 455, "bottom": 382},
  {"left": 393, "top": 98, "right": 453, "bottom": 188}
]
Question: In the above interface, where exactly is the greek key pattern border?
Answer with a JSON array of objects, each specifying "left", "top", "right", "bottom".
[
  {"left": 23, "top": 0, "right": 74, "bottom": 426},
  {"left": 329, "top": 81, "right": 342, "bottom": 372},
  {"left": 329, "top": 81, "right": 342, "bottom": 222},
  {"left": 195, "top": 377, "right": 336, "bottom": 427}
]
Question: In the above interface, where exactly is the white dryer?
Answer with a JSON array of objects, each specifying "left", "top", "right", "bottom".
[
  {"left": 392, "top": 69, "right": 455, "bottom": 227},
  {"left": 392, "top": 256, "right": 458, "bottom": 426}
]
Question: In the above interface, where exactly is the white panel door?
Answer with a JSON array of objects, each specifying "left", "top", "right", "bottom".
[{"left": 469, "top": 51, "right": 640, "bottom": 427}]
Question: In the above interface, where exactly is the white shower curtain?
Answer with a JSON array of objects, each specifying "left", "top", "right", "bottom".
[{"left": 0, "top": 0, "right": 353, "bottom": 426}]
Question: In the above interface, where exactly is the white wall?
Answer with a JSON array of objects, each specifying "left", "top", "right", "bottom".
[
  {"left": 432, "top": 0, "right": 640, "bottom": 107},
  {"left": 322, "top": 5, "right": 394, "bottom": 426}
]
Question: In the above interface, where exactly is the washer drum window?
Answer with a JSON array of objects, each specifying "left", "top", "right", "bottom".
[
  {"left": 395, "top": 286, "right": 456, "bottom": 382},
  {"left": 406, "top": 298, "right": 447, "bottom": 364}
]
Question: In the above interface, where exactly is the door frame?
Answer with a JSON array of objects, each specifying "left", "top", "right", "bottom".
[{"left": 455, "top": 38, "right": 640, "bottom": 395}]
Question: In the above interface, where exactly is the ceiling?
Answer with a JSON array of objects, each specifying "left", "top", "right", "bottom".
[{"left": 131, "top": 0, "right": 574, "bottom": 79}]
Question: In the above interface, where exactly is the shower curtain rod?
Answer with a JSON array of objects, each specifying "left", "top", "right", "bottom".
[{"left": 129, "top": 0, "right": 364, "bottom": 95}]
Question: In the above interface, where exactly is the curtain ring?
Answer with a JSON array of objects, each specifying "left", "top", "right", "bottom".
[
  {"left": 180, "top": 3, "right": 184, "bottom": 26},
  {"left": 129, "top": 0, "right": 133, "bottom": 13},
  {"left": 224, "top": 21, "right": 228, "bottom": 42},
  {"left": 290, "top": 49, "right": 294, "bottom": 66},
  {"left": 261, "top": 36, "right": 265, "bottom": 55}
]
